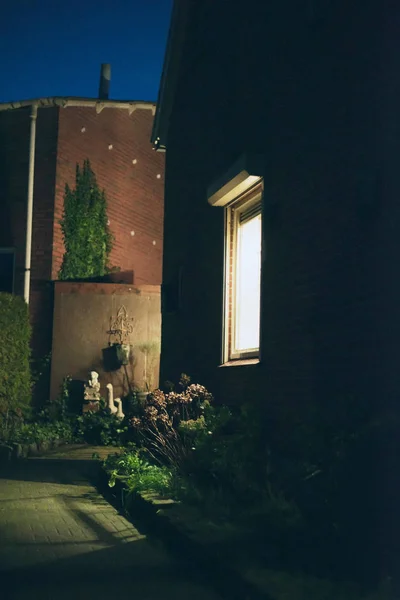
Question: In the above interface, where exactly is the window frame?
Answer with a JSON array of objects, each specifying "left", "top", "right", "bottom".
[{"left": 223, "top": 181, "right": 263, "bottom": 363}]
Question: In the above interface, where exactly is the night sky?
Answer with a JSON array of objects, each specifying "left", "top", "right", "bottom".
[{"left": 0, "top": 0, "right": 172, "bottom": 103}]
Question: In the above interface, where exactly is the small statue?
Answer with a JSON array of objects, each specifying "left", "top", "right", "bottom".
[
  {"left": 106, "top": 383, "right": 124, "bottom": 419},
  {"left": 83, "top": 371, "right": 101, "bottom": 411},
  {"left": 88, "top": 371, "right": 100, "bottom": 394}
]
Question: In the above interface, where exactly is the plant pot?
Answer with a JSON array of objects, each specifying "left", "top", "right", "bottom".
[
  {"left": 83, "top": 400, "right": 101, "bottom": 413},
  {"left": 117, "top": 344, "right": 131, "bottom": 365},
  {"left": 136, "top": 391, "right": 149, "bottom": 405},
  {"left": 103, "top": 344, "right": 124, "bottom": 371}
]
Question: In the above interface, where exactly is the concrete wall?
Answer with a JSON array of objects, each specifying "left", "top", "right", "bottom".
[{"left": 50, "top": 282, "right": 161, "bottom": 403}]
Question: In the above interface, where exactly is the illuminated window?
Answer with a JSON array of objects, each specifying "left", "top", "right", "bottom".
[
  {"left": 207, "top": 154, "right": 263, "bottom": 364},
  {"left": 225, "top": 184, "right": 262, "bottom": 360}
]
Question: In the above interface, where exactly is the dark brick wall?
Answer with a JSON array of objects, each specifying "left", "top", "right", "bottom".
[
  {"left": 29, "top": 107, "right": 59, "bottom": 362},
  {"left": 160, "top": 0, "right": 382, "bottom": 413},
  {"left": 0, "top": 107, "right": 31, "bottom": 296},
  {"left": 53, "top": 106, "right": 165, "bottom": 285},
  {"left": 0, "top": 106, "right": 59, "bottom": 403}
]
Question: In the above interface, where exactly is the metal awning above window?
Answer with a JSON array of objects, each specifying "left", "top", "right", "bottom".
[{"left": 207, "top": 153, "right": 264, "bottom": 208}]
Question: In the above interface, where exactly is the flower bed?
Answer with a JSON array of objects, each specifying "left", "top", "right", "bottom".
[{"left": 100, "top": 450, "right": 392, "bottom": 600}]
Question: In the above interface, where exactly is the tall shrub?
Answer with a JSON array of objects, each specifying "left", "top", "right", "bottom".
[
  {"left": 0, "top": 293, "right": 32, "bottom": 422},
  {"left": 59, "top": 159, "right": 114, "bottom": 280}
]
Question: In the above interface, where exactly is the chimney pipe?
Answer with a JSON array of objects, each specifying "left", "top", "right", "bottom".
[{"left": 98, "top": 63, "right": 111, "bottom": 99}]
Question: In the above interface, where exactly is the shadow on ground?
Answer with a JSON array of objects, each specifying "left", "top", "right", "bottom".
[{"left": 0, "top": 456, "right": 220, "bottom": 600}]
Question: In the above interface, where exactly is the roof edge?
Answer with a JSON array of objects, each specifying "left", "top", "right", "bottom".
[
  {"left": 151, "top": 0, "right": 189, "bottom": 150},
  {"left": 0, "top": 97, "right": 156, "bottom": 115}
]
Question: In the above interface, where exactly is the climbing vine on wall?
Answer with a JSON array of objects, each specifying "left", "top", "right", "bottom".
[{"left": 59, "top": 159, "right": 115, "bottom": 280}]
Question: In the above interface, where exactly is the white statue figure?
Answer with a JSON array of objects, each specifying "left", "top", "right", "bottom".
[
  {"left": 84, "top": 371, "right": 101, "bottom": 402},
  {"left": 106, "top": 383, "right": 124, "bottom": 419},
  {"left": 88, "top": 371, "right": 100, "bottom": 393}
]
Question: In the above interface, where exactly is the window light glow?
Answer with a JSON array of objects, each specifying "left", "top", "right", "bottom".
[{"left": 234, "top": 213, "right": 261, "bottom": 352}]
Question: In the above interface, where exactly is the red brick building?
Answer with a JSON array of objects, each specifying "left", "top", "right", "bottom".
[{"left": 0, "top": 96, "right": 165, "bottom": 363}]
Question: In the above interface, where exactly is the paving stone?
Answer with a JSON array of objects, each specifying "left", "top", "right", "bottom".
[{"left": 0, "top": 449, "right": 220, "bottom": 600}]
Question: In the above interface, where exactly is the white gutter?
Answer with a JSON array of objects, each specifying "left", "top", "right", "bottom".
[
  {"left": 24, "top": 104, "right": 38, "bottom": 304},
  {"left": 0, "top": 97, "right": 156, "bottom": 115}
]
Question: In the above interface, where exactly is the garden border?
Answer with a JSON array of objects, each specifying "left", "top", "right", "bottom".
[
  {"left": 0, "top": 439, "right": 72, "bottom": 463},
  {"left": 96, "top": 466, "right": 272, "bottom": 600}
]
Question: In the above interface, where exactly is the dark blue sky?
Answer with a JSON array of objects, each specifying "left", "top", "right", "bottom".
[{"left": 0, "top": 0, "right": 172, "bottom": 103}]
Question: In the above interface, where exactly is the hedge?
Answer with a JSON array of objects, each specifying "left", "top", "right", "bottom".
[{"left": 0, "top": 293, "right": 32, "bottom": 419}]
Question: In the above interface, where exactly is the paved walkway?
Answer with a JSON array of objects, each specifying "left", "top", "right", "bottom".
[{"left": 0, "top": 446, "right": 220, "bottom": 600}]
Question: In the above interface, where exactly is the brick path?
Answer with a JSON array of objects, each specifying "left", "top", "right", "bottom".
[{"left": 0, "top": 446, "right": 220, "bottom": 600}]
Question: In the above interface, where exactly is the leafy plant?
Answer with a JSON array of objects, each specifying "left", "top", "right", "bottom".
[
  {"left": 75, "top": 407, "right": 128, "bottom": 446},
  {"left": 128, "top": 374, "right": 214, "bottom": 469},
  {"left": 36, "top": 375, "right": 72, "bottom": 423},
  {"left": 103, "top": 447, "right": 172, "bottom": 494},
  {"left": 0, "top": 293, "right": 32, "bottom": 436},
  {"left": 59, "top": 159, "right": 115, "bottom": 280},
  {"left": 31, "top": 352, "right": 52, "bottom": 386},
  {"left": 10, "top": 420, "right": 75, "bottom": 446}
]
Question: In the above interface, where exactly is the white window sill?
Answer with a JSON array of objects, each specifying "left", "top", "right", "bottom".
[{"left": 219, "top": 358, "right": 260, "bottom": 368}]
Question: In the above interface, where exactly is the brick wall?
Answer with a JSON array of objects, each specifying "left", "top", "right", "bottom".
[
  {"left": 159, "top": 0, "right": 398, "bottom": 566},
  {"left": 160, "top": 0, "right": 382, "bottom": 413},
  {"left": 0, "top": 107, "right": 31, "bottom": 296},
  {"left": 53, "top": 106, "right": 165, "bottom": 285},
  {"left": 0, "top": 106, "right": 59, "bottom": 404},
  {"left": 29, "top": 107, "right": 59, "bottom": 363},
  {"left": 0, "top": 102, "right": 165, "bottom": 405}
]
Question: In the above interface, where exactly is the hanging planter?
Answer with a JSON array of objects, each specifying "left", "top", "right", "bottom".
[
  {"left": 104, "top": 305, "right": 134, "bottom": 371},
  {"left": 116, "top": 343, "right": 131, "bottom": 365},
  {"left": 102, "top": 343, "right": 130, "bottom": 371}
]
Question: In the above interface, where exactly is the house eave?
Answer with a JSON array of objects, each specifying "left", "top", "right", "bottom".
[
  {"left": 0, "top": 97, "right": 156, "bottom": 114},
  {"left": 151, "top": 0, "right": 189, "bottom": 151}
]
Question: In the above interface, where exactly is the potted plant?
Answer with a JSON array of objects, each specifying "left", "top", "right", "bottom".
[
  {"left": 116, "top": 343, "right": 131, "bottom": 365},
  {"left": 103, "top": 343, "right": 131, "bottom": 371}
]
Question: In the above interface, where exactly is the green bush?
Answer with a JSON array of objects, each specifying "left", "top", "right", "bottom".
[
  {"left": 11, "top": 420, "right": 75, "bottom": 445},
  {"left": 103, "top": 447, "right": 172, "bottom": 495},
  {"left": 0, "top": 293, "right": 32, "bottom": 433},
  {"left": 75, "top": 408, "right": 128, "bottom": 446},
  {"left": 59, "top": 159, "right": 114, "bottom": 280}
]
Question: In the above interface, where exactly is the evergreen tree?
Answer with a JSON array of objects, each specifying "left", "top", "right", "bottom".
[{"left": 59, "top": 159, "right": 114, "bottom": 280}]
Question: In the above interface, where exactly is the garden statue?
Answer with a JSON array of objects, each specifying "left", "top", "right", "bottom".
[
  {"left": 88, "top": 371, "right": 100, "bottom": 394},
  {"left": 83, "top": 370, "right": 101, "bottom": 413},
  {"left": 106, "top": 383, "right": 125, "bottom": 419}
]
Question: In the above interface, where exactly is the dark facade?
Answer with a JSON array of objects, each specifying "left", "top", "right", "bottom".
[
  {"left": 0, "top": 101, "right": 165, "bottom": 366},
  {"left": 153, "top": 0, "right": 400, "bottom": 576},
  {"left": 155, "top": 0, "right": 388, "bottom": 413}
]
